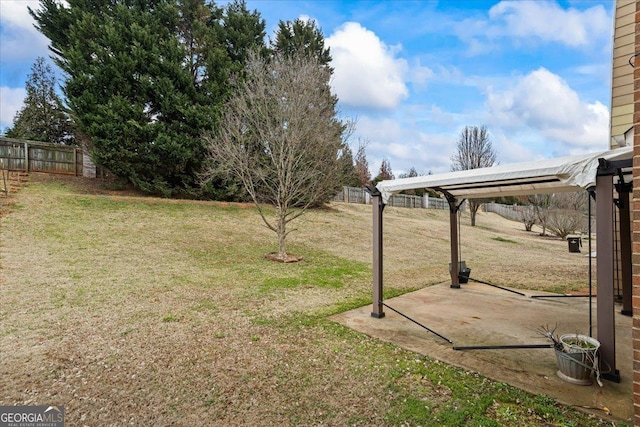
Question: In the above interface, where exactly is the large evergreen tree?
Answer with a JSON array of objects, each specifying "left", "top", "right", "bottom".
[
  {"left": 5, "top": 57, "right": 74, "bottom": 144},
  {"left": 354, "top": 139, "right": 371, "bottom": 186},
  {"left": 223, "top": 0, "right": 267, "bottom": 74},
  {"left": 337, "top": 143, "right": 360, "bottom": 187},
  {"left": 30, "top": 0, "right": 263, "bottom": 197},
  {"left": 270, "top": 16, "right": 352, "bottom": 195},
  {"left": 272, "top": 18, "right": 331, "bottom": 67}
]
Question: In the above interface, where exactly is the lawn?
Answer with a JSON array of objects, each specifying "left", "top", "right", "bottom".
[{"left": 0, "top": 174, "right": 621, "bottom": 426}]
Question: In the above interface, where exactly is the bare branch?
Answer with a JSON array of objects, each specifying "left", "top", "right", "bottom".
[
  {"left": 451, "top": 125, "right": 497, "bottom": 226},
  {"left": 202, "top": 51, "right": 346, "bottom": 258}
]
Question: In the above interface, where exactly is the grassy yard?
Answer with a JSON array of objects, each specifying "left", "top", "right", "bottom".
[{"left": 0, "top": 174, "right": 622, "bottom": 426}]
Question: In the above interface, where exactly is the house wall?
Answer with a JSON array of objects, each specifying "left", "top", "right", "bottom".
[
  {"left": 612, "top": 0, "right": 636, "bottom": 145},
  {"left": 631, "top": 1, "right": 640, "bottom": 424},
  {"left": 612, "top": 1, "right": 636, "bottom": 324}
]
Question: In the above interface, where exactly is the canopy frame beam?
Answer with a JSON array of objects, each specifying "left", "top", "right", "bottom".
[{"left": 369, "top": 148, "right": 632, "bottom": 383}]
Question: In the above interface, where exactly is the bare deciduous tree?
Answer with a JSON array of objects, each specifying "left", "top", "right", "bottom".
[
  {"left": 528, "top": 194, "right": 551, "bottom": 236},
  {"left": 202, "top": 52, "right": 346, "bottom": 260},
  {"left": 546, "top": 209, "right": 584, "bottom": 239},
  {"left": 546, "top": 192, "right": 588, "bottom": 238},
  {"left": 451, "top": 125, "right": 497, "bottom": 226},
  {"left": 555, "top": 191, "right": 588, "bottom": 212},
  {"left": 518, "top": 205, "right": 537, "bottom": 232},
  {"left": 526, "top": 192, "right": 588, "bottom": 238}
]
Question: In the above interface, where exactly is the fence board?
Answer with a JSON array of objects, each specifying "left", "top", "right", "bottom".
[
  {"left": 0, "top": 137, "right": 83, "bottom": 176},
  {"left": 333, "top": 186, "right": 450, "bottom": 211}
]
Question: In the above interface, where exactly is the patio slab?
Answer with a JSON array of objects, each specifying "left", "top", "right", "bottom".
[{"left": 330, "top": 281, "right": 632, "bottom": 424}]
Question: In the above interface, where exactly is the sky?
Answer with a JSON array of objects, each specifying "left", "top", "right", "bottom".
[{"left": 0, "top": 0, "right": 616, "bottom": 176}]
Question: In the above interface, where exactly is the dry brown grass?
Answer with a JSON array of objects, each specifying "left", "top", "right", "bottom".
[
  {"left": 295, "top": 200, "right": 591, "bottom": 293},
  {"left": 0, "top": 174, "right": 600, "bottom": 426}
]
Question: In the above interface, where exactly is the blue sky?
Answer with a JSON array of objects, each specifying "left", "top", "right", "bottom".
[{"left": 0, "top": 0, "right": 615, "bottom": 175}]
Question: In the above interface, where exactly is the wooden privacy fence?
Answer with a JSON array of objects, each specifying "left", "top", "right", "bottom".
[
  {"left": 0, "top": 137, "right": 85, "bottom": 176},
  {"left": 333, "top": 186, "right": 452, "bottom": 210}
]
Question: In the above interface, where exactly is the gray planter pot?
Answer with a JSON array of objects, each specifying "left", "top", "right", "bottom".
[{"left": 555, "top": 334, "right": 600, "bottom": 386}]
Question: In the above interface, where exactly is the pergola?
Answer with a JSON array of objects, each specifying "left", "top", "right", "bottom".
[{"left": 369, "top": 146, "right": 633, "bottom": 382}]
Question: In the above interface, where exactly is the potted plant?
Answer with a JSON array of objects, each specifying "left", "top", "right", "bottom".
[{"left": 539, "top": 325, "right": 602, "bottom": 386}]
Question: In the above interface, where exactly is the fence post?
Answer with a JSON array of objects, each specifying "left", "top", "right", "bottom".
[{"left": 24, "top": 142, "right": 29, "bottom": 173}]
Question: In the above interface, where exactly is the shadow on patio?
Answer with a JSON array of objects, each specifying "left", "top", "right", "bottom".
[{"left": 331, "top": 281, "right": 632, "bottom": 424}]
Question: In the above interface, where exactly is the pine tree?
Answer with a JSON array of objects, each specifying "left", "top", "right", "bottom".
[
  {"left": 373, "top": 158, "right": 394, "bottom": 185},
  {"left": 29, "top": 0, "right": 261, "bottom": 197},
  {"left": 398, "top": 167, "right": 423, "bottom": 196},
  {"left": 337, "top": 143, "right": 360, "bottom": 187},
  {"left": 354, "top": 140, "right": 371, "bottom": 186},
  {"left": 6, "top": 57, "right": 74, "bottom": 144},
  {"left": 223, "top": 0, "right": 267, "bottom": 74},
  {"left": 272, "top": 18, "right": 331, "bottom": 67}
]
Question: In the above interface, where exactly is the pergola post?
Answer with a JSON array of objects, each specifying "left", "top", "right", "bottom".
[
  {"left": 616, "top": 181, "right": 632, "bottom": 316},
  {"left": 596, "top": 174, "right": 620, "bottom": 381},
  {"left": 371, "top": 190, "right": 385, "bottom": 318},
  {"left": 447, "top": 195, "right": 460, "bottom": 289}
]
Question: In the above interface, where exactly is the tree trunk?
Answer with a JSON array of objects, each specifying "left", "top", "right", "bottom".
[
  {"left": 277, "top": 208, "right": 287, "bottom": 258},
  {"left": 470, "top": 200, "right": 479, "bottom": 226}
]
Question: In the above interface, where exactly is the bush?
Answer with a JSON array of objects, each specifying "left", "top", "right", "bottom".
[{"left": 545, "top": 209, "right": 584, "bottom": 239}]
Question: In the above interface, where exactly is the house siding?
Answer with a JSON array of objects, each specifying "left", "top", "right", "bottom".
[
  {"left": 612, "top": 0, "right": 636, "bottom": 140},
  {"left": 631, "top": 0, "right": 640, "bottom": 424}
]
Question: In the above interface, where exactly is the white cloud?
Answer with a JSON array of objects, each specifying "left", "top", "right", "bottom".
[
  {"left": 486, "top": 67, "right": 609, "bottom": 152},
  {"left": 327, "top": 22, "right": 409, "bottom": 109},
  {"left": 454, "top": 1, "right": 611, "bottom": 55},
  {"left": 0, "top": 87, "right": 26, "bottom": 129},
  {"left": 355, "top": 115, "right": 456, "bottom": 175},
  {"left": 388, "top": 142, "right": 412, "bottom": 160},
  {"left": 488, "top": 1, "right": 610, "bottom": 47},
  {"left": 0, "top": 1, "right": 41, "bottom": 30},
  {"left": 490, "top": 132, "right": 541, "bottom": 164},
  {"left": 408, "top": 58, "right": 434, "bottom": 88},
  {"left": 0, "top": 1, "right": 50, "bottom": 62}
]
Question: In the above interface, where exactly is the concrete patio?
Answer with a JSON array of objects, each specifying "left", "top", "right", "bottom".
[{"left": 331, "top": 281, "right": 632, "bottom": 424}]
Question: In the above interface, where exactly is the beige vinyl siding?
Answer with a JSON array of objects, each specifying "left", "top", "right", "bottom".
[
  {"left": 613, "top": 52, "right": 635, "bottom": 68},
  {"left": 612, "top": 71, "right": 634, "bottom": 88},
  {"left": 616, "top": 0, "right": 635, "bottom": 17},
  {"left": 612, "top": 87, "right": 633, "bottom": 101},
  {"left": 610, "top": 0, "right": 635, "bottom": 149},
  {"left": 615, "top": 8, "right": 635, "bottom": 27}
]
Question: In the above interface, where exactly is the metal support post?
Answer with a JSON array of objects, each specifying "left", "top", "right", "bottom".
[
  {"left": 444, "top": 193, "right": 461, "bottom": 288},
  {"left": 595, "top": 174, "right": 620, "bottom": 382},
  {"left": 371, "top": 189, "right": 385, "bottom": 318}
]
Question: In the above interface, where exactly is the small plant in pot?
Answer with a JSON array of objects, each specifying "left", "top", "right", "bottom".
[{"left": 538, "top": 325, "right": 602, "bottom": 387}]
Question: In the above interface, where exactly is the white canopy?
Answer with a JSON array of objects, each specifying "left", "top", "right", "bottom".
[{"left": 376, "top": 146, "right": 633, "bottom": 203}]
